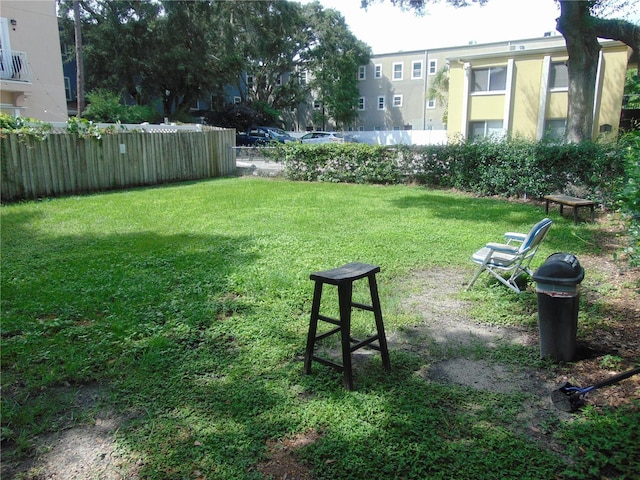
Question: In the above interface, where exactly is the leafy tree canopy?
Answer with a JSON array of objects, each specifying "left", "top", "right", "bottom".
[{"left": 58, "top": 0, "right": 369, "bottom": 126}]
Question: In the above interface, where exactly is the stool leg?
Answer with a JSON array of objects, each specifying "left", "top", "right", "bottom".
[
  {"left": 338, "top": 282, "right": 354, "bottom": 390},
  {"left": 304, "top": 281, "right": 323, "bottom": 374},
  {"left": 368, "top": 274, "right": 391, "bottom": 371}
]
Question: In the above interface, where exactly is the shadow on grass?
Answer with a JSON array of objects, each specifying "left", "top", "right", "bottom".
[{"left": 1, "top": 208, "right": 263, "bottom": 462}]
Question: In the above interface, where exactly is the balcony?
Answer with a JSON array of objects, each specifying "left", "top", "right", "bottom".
[{"left": 0, "top": 50, "right": 32, "bottom": 83}]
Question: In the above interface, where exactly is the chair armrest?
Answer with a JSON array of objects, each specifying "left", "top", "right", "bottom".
[
  {"left": 486, "top": 242, "right": 519, "bottom": 254},
  {"left": 504, "top": 232, "right": 526, "bottom": 244}
]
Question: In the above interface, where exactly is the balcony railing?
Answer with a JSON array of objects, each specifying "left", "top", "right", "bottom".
[{"left": 0, "top": 50, "right": 32, "bottom": 82}]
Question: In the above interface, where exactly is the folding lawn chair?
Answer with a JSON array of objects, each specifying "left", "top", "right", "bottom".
[{"left": 467, "top": 218, "right": 553, "bottom": 294}]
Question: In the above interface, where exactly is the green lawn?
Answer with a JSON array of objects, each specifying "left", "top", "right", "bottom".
[{"left": 1, "top": 177, "right": 637, "bottom": 479}]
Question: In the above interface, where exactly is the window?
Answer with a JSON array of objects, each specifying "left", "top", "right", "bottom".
[
  {"left": 358, "top": 97, "right": 365, "bottom": 110},
  {"left": 392, "top": 62, "right": 403, "bottom": 80},
  {"left": 374, "top": 64, "right": 382, "bottom": 78},
  {"left": 246, "top": 74, "right": 254, "bottom": 88},
  {"left": 471, "top": 66, "right": 507, "bottom": 93},
  {"left": 299, "top": 71, "right": 307, "bottom": 85},
  {"left": 64, "top": 77, "right": 72, "bottom": 101},
  {"left": 412, "top": 61, "right": 423, "bottom": 79},
  {"left": 313, "top": 100, "right": 321, "bottom": 110},
  {"left": 276, "top": 75, "right": 282, "bottom": 86},
  {"left": 358, "top": 65, "right": 366, "bottom": 80},
  {"left": 377, "top": 96, "right": 385, "bottom": 110},
  {"left": 549, "top": 62, "right": 568, "bottom": 90},
  {"left": 544, "top": 119, "right": 566, "bottom": 140},
  {"left": 392, "top": 94, "right": 403, "bottom": 107},
  {"left": 469, "top": 120, "right": 504, "bottom": 140},
  {"left": 428, "top": 60, "right": 437, "bottom": 75},
  {"left": 358, "top": 126, "right": 365, "bottom": 132},
  {"left": 427, "top": 98, "right": 436, "bottom": 109}
]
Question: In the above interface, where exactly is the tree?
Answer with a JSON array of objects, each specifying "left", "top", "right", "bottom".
[
  {"left": 223, "top": 1, "right": 314, "bottom": 112},
  {"left": 146, "top": 1, "right": 247, "bottom": 119},
  {"left": 304, "top": 2, "right": 371, "bottom": 129},
  {"left": 427, "top": 66, "right": 449, "bottom": 125},
  {"left": 222, "top": 1, "right": 369, "bottom": 128},
  {"left": 623, "top": 69, "right": 640, "bottom": 109},
  {"left": 362, "top": 0, "right": 640, "bottom": 143},
  {"left": 72, "top": 0, "right": 85, "bottom": 115},
  {"left": 557, "top": 1, "right": 639, "bottom": 142},
  {"left": 58, "top": 0, "right": 161, "bottom": 107},
  {"left": 59, "top": 0, "right": 239, "bottom": 119}
]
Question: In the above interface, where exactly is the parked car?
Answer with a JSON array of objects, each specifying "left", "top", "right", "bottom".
[
  {"left": 236, "top": 126, "right": 295, "bottom": 146},
  {"left": 299, "top": 131, "right": 345, "bottom": 144}
]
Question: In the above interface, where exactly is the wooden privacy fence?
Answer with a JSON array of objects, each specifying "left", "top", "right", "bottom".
[{"left": 1, "top": 128, "right": 236, "bottom": 202}]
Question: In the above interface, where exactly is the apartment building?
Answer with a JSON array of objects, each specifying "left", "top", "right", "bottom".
[
  {"left": 355, "top": 35, "right": 569, "bottom": 133},
  {"left": 356, "top": 35, "right": 631, "bottom": 141},
  {"left": 0, "top": 0, "right": 68, "bottom": 121}
]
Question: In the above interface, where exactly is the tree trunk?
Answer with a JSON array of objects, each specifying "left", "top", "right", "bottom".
[
  {"left": 556, "top": 1, "right": 601, "bottom": 143},
  {"left": 73, "top": 0, "right": 85, "bottom": 117}
]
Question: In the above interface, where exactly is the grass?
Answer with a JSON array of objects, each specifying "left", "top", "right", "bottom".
[{"left": 1, "top": 177, "right": 637, "bottom": 479}]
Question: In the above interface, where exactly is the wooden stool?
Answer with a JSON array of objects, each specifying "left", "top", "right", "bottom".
[{"left": 304, "top": 262, "right": 391, "bottom": 390}]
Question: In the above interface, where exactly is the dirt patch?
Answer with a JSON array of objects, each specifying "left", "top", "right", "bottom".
[
  {"left": 1, "top": 383, "right": 140, "bottom": 480},
  {"left": 257, "top": 430, "right": 321, "bottom": 480},
  {"left": 391, "top": 266, "right": 534, "bottom": 350}
]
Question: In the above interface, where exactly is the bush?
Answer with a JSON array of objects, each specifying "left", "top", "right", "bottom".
[
  {"left": 273, "top": 143, "right": 403, "bottom": 184},
  {"left": 617, "top": 131, "right": 640, "bottom": 266},
  {"left": 83, "top": 89, "right": 159, "bottom": 124}
]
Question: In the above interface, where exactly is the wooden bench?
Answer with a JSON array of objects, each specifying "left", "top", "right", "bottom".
[{"left": 544, "top": 194, "right": 595, "bottom": 225}]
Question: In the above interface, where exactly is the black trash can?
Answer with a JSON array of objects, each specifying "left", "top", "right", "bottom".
[{"left": 532, "top": 253, "right": 585, "bottom": 362}]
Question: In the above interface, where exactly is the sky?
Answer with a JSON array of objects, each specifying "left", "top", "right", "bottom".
[{"left": 297, "top": 0, "right": 639, "bottom": 54}]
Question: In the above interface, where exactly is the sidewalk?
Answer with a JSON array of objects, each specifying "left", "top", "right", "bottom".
[{"left": 236, "top": 159, "right": 284, "bottom": 177}]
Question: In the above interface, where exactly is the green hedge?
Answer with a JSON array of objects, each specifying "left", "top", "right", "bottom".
[
  {"left": 275, "top": 143, "right": 404, "bottom": 184},
  {"left": 272, "top": 137, "right": 627, "bottom": 207}
]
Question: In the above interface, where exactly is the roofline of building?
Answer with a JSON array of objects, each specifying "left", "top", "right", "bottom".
[
  {"left": 447, "top": 39, "right": 629, "bottom": 63},
  {"left": 370, "top": 35, "right": 630, "bottom": 61},
  {"left": 370, "top": 34, "right": 566, "bottom": 58}
]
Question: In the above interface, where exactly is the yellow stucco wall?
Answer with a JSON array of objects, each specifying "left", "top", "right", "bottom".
[
  {"left": 510, "top": 57, "right": 544, "bottom": 138},
  {"left": 593, "top": 45, "right": 630, "bottom": 137},
  {"left": 447, "top": 63, "right": 465, "bottom": 138},
  {"left": 468, "top": 95, "right": 504, "bottom": 121}
]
